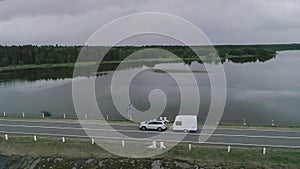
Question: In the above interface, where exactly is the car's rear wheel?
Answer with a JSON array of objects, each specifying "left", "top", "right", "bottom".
[
  {"left": 157, "top": 127, "right": 162, "bottom": 131},
  {"left": 141, "top": 126, "right": 146, "bottom": 131}
]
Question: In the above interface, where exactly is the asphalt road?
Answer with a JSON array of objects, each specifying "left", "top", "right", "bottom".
[{"left": 1, "top": 119, "right": 300, "bottom": 148}]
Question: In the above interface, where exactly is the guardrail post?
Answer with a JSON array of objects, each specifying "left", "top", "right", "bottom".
[
  {"left": 42, "top": 113, "right": 45, "bottom": 118},
  {"left": 129, "top": 115, "right": 133, "bottom": 121},
  {"left": 216, "top": 118, "right": 219, "bottom": 125},
  {"left": 188, "top": 144, "right": 192, "bottom": 150},
  {"left": 62, "top": 137, "right": 65, "bottom": 143},
  {"left": 263, "top": 147, "right": 266, "bottom": 155},
  {"left": 84, "top": 114, "right": 87, "bottom": 120},
  {"left": 163, "top": 117, "right": 168, "bottom": 121},
  {"left": 160, "top": 142, "right": 166, "bottom": 149},
  {"left": 22, "top": 112, "right": 25, "bottom": 118},
  {"left": 106, "top": 115, "right": 109, "bottom": 120},
  {"left": 3, "top": 112, "right": 5, "bottom": 117},
  {"left": 227, "top": 145, "right": 231, "bottom": 153},
  {"left": 91, "top": 138, "right": 95, "bottom": 145},
  {"left": 33, "top": 135, "right": 37, "bottom": 142},
  {"left": 4, "top": 134, "right": 8, "bottom": 140},
  {"left": 122, "top": 140, "right": 125, "bottom": 147},
  {"left": 243, "top": 119, "right": 246, "bottom": 126},
  {"left": 148, "top": 141, "right": 157, "bottom": 149},
  {"left": 63, "top": 114, "right": 66, "bottom": 119},
  {"left": 271, "top": 120, "right": 275, "bottom": 126}
]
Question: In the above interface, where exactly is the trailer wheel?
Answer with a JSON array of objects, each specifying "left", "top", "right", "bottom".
[{"left": 184, "top": 129, "right": 188, "bottom": 133}]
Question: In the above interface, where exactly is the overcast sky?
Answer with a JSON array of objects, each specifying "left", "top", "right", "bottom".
[{"left": 0, "top": 0, "right": 300, "bottom": 45}]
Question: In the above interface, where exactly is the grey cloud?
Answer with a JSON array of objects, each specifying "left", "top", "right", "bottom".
[{"left": 0, "top": 0, "right": 299, "bottom": 45}]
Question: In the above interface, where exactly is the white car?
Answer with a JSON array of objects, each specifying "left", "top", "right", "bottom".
[{"left": 139, "top": 120, "right": 168, "bottom": 131}]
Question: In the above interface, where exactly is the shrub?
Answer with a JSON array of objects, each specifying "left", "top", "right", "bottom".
[{"left": 41, "top": 110, "right": 52, "bottom": 117}]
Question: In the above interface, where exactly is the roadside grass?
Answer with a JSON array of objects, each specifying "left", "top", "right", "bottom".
[
  {"left": 163, "top": 144, "right": 300, "bottom": 168},
  {"left": 0, "top": 115, "right": 79, "bottom": 122},
  {"left": 0, "top": 115, "right": 134, "bottom": 124},
  {"left": 0, "top": 135, "right": 300, "bottom": 168},
  {"left": 0, "top": 135, "right": 115, "bottom": 159}
]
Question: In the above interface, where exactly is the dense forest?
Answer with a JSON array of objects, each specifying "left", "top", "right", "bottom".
[{"left": 0, "top": 44, "right": 297, "bottom": 67}]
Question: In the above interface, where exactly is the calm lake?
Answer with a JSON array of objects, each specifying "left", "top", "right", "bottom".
[{"left": 0, "top": 50, "right": 299, "bottom": 125}]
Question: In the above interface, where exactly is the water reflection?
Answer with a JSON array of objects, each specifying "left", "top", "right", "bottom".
[
  {"left": 0, "top": 51, "right": 299, "bottom": 125},
  {"left": 0, "top": 53, "right": 276, "bottom": 82}
]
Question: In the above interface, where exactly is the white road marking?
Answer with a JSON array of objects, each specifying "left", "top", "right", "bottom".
[{"left": 215, "top": 127, "right": 300, "bottom": 133}]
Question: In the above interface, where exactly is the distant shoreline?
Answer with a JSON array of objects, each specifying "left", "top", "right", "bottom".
[
  {"left": 0, "top": 44, "right": 284, "bottom": 70},
  {"left": 0, "top": 54, "right": 273, "bottom": 73}
]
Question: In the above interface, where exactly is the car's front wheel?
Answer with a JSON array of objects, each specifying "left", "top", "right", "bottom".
[
  {"left": 141, "top": 126, "right": 146, "bottom": 131},
  {"left": 157, "top": 127, "right": 162, "bottom": 131}
]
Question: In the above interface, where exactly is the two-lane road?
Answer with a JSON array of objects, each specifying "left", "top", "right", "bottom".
[{"left": 0, "top": 119, "right": 300, "bottom": 148}]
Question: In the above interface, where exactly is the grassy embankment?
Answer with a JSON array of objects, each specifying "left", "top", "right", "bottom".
[
  {"left": 0, "top": 58, "right": 183, "bottom": 72},
  {"left": 0, "top": 134, "right": 300, "bottom": 168},
  {"left": 0, "top": 54, "right": 256, "bottom": 73}
]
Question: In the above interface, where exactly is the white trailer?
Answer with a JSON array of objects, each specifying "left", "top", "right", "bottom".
[{"left": 172, "top": 115, "right": 198, "bottom": 132}]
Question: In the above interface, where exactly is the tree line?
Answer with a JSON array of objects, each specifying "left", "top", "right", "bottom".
[{"left": 0, "top": 44, "right": 291, "bottom": 67}]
